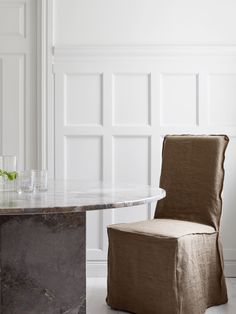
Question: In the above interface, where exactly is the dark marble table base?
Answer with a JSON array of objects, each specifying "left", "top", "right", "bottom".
[{"left": 0, "top": 212, "right": 86, "bottom": 314}]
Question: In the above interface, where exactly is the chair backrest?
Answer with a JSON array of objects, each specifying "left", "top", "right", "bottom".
[{"left": 154, "top": 135, "right": 229, "bottom": 230}]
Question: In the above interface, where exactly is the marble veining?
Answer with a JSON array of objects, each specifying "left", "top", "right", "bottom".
[{"left": 0, "top": 181, "right": 165, "bottom": 215}]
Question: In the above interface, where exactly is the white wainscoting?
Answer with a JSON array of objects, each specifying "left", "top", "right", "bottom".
[{"left": 53, "top": 46, "right": 236, "bottom": 277}]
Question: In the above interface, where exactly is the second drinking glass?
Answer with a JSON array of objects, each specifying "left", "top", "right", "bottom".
[{"left": 31, "top": 170, "right": 48, "bottom": 192}]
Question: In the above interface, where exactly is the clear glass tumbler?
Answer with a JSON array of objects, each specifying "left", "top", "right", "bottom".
[
  {"left": 0, "top": 155, "right": 17, "bottom": 191},
  {"left": 31, "top": 170, "right": 48, "bottom": 192},
  {"left": 16, "top": 171, "right": 33, "bottom": 194}
]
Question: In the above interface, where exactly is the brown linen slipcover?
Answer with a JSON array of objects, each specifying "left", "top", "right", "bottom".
[
  {"left": 155, "top": 135, "right": 229, "bottom": 230},
  {"left": 106, "top": 135, "right": 229, "bottom": 314}
]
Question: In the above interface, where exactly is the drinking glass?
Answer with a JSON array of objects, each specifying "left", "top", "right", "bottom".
[
  {"left": 31, "top": 170, "right": 48, "bottom": 192},
  {"left": 16, "top": 171, "right": 33, "bottom": 194},
  {"left": 0, "top": 155, "right": 17, "bottom": 191}
]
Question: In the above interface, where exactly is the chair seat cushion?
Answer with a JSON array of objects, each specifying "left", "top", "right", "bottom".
[{"left": 108, "top": 218, "right": 215, "bottom": 238}]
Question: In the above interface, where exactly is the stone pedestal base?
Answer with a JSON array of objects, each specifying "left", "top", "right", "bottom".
[{"left": 0, "top": 212, "right": 86, "bottom": 314}]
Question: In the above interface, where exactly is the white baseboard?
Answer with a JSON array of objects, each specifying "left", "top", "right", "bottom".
[
  {"left": 87, "top": 261, "right": 107, "bottom": 278},
  {"left": 86, "top": 260, "right": 236, "bottom": 278},
  {"left": 224, "top": 249, "right": 236, "bottom": 277},
  {"left": 225, "top": 261, "right": 236, "bottom": 277}
]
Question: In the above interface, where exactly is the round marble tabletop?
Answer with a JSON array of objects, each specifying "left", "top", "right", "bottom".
[{"left": 0, "top": 180, "right": 165, "bottom": 215}]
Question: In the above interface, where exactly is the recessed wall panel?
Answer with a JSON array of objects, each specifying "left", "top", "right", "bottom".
[
  {"left": 65, "top": 136, "right": 102, "bottom": 180},
  {"left": 209, "top": 74, "right": 236, "bottom": 126},
  {"left": 113, "top": 136, "right": 150, "bottom": 223},
  {"left": 1, "top": 56, "right": 24, "bottom": 160},
  {"left": 0, "top": 2, "right": 25, "bottom": 37},
  {"left": 65, "top": 73, "right": 102, "bottom": 125},
  {"left": 114, "top": 136, "right": 150, "bottom": 184},
  {"left": 161, "top": 74, "right": 198, "bottom": 126},
  {"left": 113, "top": 74, "right": 150, "bottom": 125}
]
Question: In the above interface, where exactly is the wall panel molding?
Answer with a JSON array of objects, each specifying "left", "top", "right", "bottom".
[
  {"left": 36, "top": 0, "right": 54, "bottom": 171},
  {"left": 17, "top": 54, "right": 25, "bottom": 168},
  {"left": 53, "top": 45, "right": 236, "bottom": 60}
]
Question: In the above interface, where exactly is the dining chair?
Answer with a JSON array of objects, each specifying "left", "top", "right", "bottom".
[{"left": 106, "top": 135, "right": 229, "bottom": 314}]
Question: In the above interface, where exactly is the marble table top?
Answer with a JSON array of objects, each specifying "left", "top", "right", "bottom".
[{"left": 0, "top": 180, "right": 165, "bottom": 215}]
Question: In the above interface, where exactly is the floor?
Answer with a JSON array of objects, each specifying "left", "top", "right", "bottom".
[{"left": 87, "top": 278, "right": 236, "bottom": 314}]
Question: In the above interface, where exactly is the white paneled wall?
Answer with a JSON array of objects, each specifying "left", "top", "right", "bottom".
[
  {"left": 53, "top": 49, "right": 236, "bottom": 276},
  {"left": 0, "top": 0, "right": 37, "bottom": 169}
]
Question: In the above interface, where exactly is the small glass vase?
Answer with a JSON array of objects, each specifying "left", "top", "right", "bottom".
[{"left": 0, "top": 155, "right": 17, "bottom": 192}]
